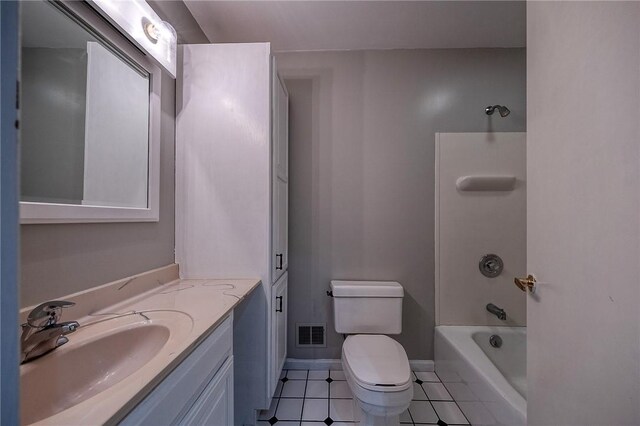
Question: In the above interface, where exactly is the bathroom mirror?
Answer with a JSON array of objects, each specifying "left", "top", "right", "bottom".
[{"left": 19, "top": 0, "right": 161, "bottom": 223}]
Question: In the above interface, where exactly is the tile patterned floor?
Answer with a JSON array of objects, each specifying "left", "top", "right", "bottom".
[{"left": 257, "top": 369, "right": 471, "bottom": 426}]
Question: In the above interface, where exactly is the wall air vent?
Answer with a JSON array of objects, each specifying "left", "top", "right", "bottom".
[{"left": 296, "top": 323, "right": 326, "bottom": 347}]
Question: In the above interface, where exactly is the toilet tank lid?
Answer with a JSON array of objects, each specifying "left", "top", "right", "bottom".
[{"left": 330, "top": 280, "right": 403, "bottom": 297}]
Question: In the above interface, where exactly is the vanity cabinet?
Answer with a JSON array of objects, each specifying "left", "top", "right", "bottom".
[
  {"left": 120, "top": 316, "right": 233, "bottom": 426},
  {"left": 176, "top": 42, "right": 290, "bottom": 419}
]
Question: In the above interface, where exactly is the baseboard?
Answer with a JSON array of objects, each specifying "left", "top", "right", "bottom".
[
  {"left": 284, "top": 358, "right": 343, "bottom": 371},
  {"left": 285, "top": 358, "right": 434, "bottom": 372}
]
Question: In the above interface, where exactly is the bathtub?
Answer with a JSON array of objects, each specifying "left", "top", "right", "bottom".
[{"left": 435, "top": 326, "right": 526, "bottom": 426}]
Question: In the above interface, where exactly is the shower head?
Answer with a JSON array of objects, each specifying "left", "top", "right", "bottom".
[{"left": 485, "top": 105, "right": 510, "bottom": 117}]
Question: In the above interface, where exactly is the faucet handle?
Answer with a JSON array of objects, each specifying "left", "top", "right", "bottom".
[{"left": 26, "top": 300, "right": 75, "bottom": 328}]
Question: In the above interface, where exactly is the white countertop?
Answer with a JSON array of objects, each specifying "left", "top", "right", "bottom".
[{"left": 23, "top": 275, "right": 260, "bottom": 425}]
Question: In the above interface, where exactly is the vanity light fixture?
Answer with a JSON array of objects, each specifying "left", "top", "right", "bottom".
[{"left": 89, "top": 0, "right": 177, "bottom": 78}]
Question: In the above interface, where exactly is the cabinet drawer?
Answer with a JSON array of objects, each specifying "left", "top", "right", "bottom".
[
  {"left": 178, "top": 356, "right": 234, "bottom": 426},
  {"left": 120, "top": 315, "right": 233, "bottom": 426}
]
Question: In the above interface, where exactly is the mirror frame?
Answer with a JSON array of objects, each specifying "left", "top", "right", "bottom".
[{"left": 20, "top": 0, "right": 162, "bottom": 224}]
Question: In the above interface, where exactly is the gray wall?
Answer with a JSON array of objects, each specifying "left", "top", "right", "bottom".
[
  {"left": 20, "top": 73, "right": 176, "bottom": 307},
  {"left": 21, "top": 47, "right": 87, "bottom": 204},
  {"left": 277, "top": 48, "right": 526, "bottom": 360}
]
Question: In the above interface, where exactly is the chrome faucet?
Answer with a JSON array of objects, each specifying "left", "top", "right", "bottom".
[
  {"left": 21, "top": 300, "right": 79, "bottom": 363},
  {"left": 486, "top": 303, "right": 506, "bottom": 320}
]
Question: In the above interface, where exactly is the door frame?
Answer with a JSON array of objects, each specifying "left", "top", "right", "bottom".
[{"left": 0, "top": 1, "right": 21, "bottom": 424}]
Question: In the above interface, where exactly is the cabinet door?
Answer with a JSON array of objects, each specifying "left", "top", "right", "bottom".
[
  {"left": 271, "top": 179, "right": 279, "bottom": 282},
  {"left": 271, "top": 272, "right": 288, "bottom": 391},
  {"left": 178, "top": 357, "right": 234, "bottom": 426},
  {"left": 272, "top": 69, "right": 289, "bottom": 283},
  {"left": 272, "top": 178, "right": 288, "bottom": 280},
  {"left": 272, "top": 173, "right": 288, "bottom": 283}
]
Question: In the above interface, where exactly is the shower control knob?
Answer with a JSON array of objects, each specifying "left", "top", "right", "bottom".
[{"left": 479, "top": 254, "right": 503, "bottom": 278}]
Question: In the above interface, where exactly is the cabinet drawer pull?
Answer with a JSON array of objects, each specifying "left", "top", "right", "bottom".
[
  {"left": 276, "top": 296, "right": 283, "bottom": 312},
  {"left": 276, "top": 253, "right": 283, "bottom": 270}
]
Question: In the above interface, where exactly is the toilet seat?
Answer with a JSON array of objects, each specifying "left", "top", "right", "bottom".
[{"left": 342, "top": 335, "right": 412, "bottom": 392}]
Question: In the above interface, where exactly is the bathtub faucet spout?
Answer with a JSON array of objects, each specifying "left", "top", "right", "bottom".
[{"left": 486, "top": 303, "right": 506, "bottom": 320}]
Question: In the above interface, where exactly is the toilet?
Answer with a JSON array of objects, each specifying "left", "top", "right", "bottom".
[{"left": 330, "top": 280, "right": 413, "bottom": 426}]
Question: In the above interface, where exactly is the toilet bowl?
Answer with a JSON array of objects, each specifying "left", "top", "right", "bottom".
[
  {"left": 330, "top": 281, "right": 413, "bottom": 426},
  {"left": 342, "top": 334, "right": 413, "bottom": 425}
]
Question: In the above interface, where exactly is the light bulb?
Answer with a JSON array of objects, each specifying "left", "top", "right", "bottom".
[{"left": 141, "top": 17, "right": 159, "bottom": 44}]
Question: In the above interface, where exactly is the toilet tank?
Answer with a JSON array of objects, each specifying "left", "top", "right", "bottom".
[{"left": 330, "top": 280, "right": 404, "bottom": 334}]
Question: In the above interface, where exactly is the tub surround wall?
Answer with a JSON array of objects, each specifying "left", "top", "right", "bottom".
[
  {"left": 277, "top": 48, "right": 526, "bottom": 360},
  {"left": 435, "top": 132, "right": 526, "bottom": 326},
  {"left": 20, "top": 72, "right": 176, "bottom": 308}
]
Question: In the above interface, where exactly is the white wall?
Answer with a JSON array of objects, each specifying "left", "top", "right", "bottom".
[
  {"left": 527, "top": 2, "right": 640, "bottom": 424},
  {"left": 436, "top": 132, "right": 526, "bottom": 326},
  {"left": 278, "top": 48, "right": 526, "bottom": 359}
]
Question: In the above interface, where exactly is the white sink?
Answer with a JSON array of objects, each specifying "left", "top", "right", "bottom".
[{"left": 20, "top": 310, "right": 193, "bottom": 425}]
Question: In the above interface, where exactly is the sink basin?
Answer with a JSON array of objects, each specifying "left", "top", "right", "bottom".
[{"left": 20, "top": 310, "right": 193, "bottom": 425}]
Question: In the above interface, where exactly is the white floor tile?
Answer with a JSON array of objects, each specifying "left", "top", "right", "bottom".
[
  {"left": 432, "top": 401, "right": 469, "bottom": 424},
  {"left": 262, "top": 369, "right": 476, "bottom": 426},
  {"left": 330, "top": 370, "right": 346, "bottom": 380},
  {"left": 330, "top": 380, "right": 353, "bottom": 399},
  {"left": 287, "top": 370, "right": 308, "bottom": 380},
  {"left": 258, "top": 397, "right": 278, "bottom": 420},
  {"left": 412, "top": 382, "right": 428, "bottom": 400},
  {"left": 409, "top": 400, "right": 439, "bottom": 424},
  {"left": 415, "top": 371, "right": 440, "bottom": 382},
  {"left": 457, "top": 401, "right": 497, "bottom": 425},
  {"left": 444, "top": 382, "right": 477, "bottom": 402},
  {"left": 276, "top": 398, "right": 304, "bottom": 421},
  {"left": 302, "top": 398, "right": 328, "bottom": 421},
  {"left": 302, "top": 423, "right": 356, "bottom": 426},
  {"left": 308, "top": 369, "right": 330, "bottom": 380},
  {"left": 423, "top": 382, "right": 453, "bottom": 401},
  {"left": 281, "top": 380, "right": 307, "bottom": 398},
  {"left": 400, "top": 408, "right": 413, "bottom": 423},
  {"left": 330, "top": 398, "right": 356, "bottom": 422},
  {"left": 305, "top": 380, "right": 329, "bottom": 398}
]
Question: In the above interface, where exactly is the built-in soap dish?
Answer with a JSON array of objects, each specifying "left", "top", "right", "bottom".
[{"left": 456, "top": 175, "right": 517, "bottom": 192}]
